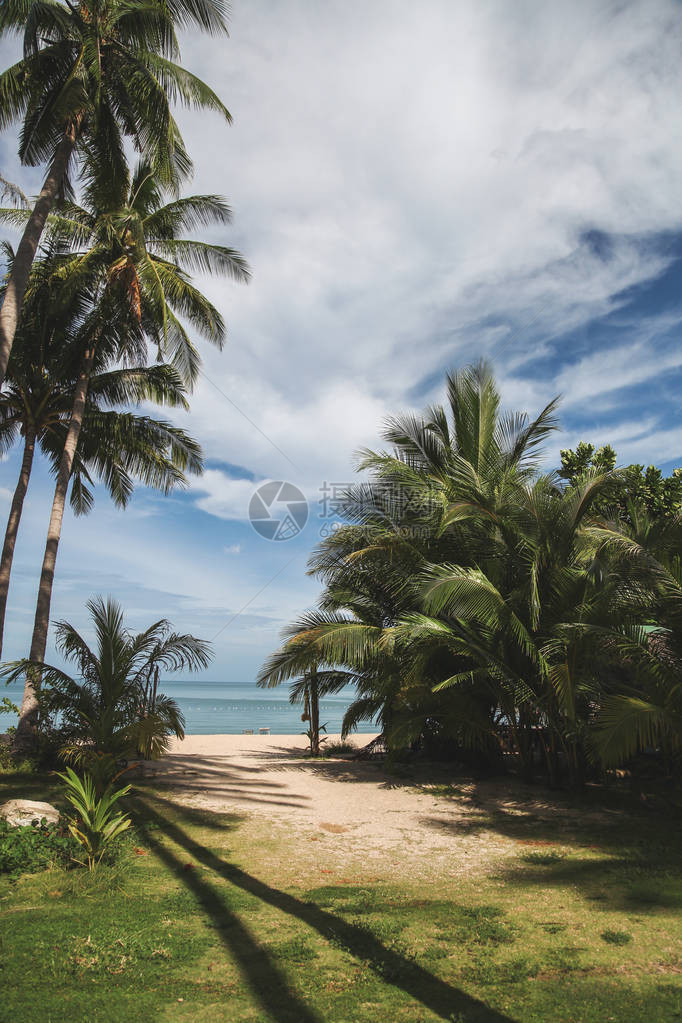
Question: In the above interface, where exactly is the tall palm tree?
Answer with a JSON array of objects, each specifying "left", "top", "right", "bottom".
[
  {"left": 13, "top": 168, "right": 247, "bottom": 746},
  {"left": 4, "top": 262, "right": 205, "bottom": 749},
  {"left": 0, "top": 0, "right": 231, "bottom": 385},
  {"left": 0, "top": 267, "right": 202, "bottom": 656}
]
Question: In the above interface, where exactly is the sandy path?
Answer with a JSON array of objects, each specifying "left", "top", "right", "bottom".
[{"left": 139, "top": 734, "right": 598, "bottom": 882}]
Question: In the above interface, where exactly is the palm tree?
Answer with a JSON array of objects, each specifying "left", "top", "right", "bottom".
[
  {"left": 3, "top": 595, "right": 212, "bottom": 786},
  {"left": 257, "top": 551, "right": 410, "bottom": 747},
  {"left": 580, "top": 508, "right": 682, "bottom": 772},
  {"left": 259, "top": 661, "right": 352, "bottom": 755},
  {"left": 291, "top": 671, "right": 323, "bottom": 754},
  {"left": 14, "top": 168, "right": 247, "bottom": 746},
  {"left": 44, "top": 157, "right": 250, "bottom": 384},
  {"left": 261, "top": 364, "right": 682, "bottom": 781},
  {"left": 1, "top": 250, "right": 203, "bottom": 743},
  {"left": 0, "top": 0, "right": 231, "bottom": 385},
  {"left": 259, "top": 363, "right": 562, "bottom": 745},
  {"left": 0, "top": 283, "right": 202, "bottom": 658}
]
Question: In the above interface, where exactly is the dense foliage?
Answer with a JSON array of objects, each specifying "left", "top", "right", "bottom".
[
  {"left": 0, "top": 816, "right": 80, "bottom": 878},
  {"left": 260, "top": 363, "right": 682, "bottom": 785},
  {"left": 559, "top": 441, "right": 682, "bottom": 522}
]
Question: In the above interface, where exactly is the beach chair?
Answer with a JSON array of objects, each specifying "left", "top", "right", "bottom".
[
  {"left": 242, "top": 728, "right": 254, "bottom": 735},
  {"left": 258, "top": 727, "right": 270, "bottom": 735}
]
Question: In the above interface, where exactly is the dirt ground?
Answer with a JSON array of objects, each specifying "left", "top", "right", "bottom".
[{"left": 140, "top": 734, "right": 616, "bottom": 884}]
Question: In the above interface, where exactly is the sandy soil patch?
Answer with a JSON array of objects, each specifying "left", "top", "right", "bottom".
[{"left": 141, "top": 733, "right": 611, "bottom": 883}]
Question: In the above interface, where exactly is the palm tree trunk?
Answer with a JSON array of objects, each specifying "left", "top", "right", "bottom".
[
  {"left": 14, "top": 348, "right": 94, "bottom": 750},
  {"left": 0, "top": 425, "right": 37, "bottom": 658},
  {"left": 0, "top": 124, "right": 78, "bottom": 388},
  {"left": 509, "top": 704, "right": 532, "bottom": 780},
  {"left": 310, "top": 672, "right": 320, "bottom": 755}
]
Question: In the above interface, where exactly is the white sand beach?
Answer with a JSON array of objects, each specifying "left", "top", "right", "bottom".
[{"left": 140, "top": 733, "right": 598, "bottom": 884}]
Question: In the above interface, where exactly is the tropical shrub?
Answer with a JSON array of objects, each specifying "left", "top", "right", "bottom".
[
  {"left": 560, "top": 441, "right": 682, "bottom": 522},
  {"left": 2, "top": 596, "right": 211, "bottom": 783},
  {"left": 0, "top": 816, "right": 80, "bottom": 878},
  {"left": 57, "top": 767, "right": 132, "bottom": 871}
]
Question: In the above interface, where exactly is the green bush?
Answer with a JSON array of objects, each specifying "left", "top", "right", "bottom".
[
  {"left": 323, "top": 740, "right": 358, "bottom": 756},
  {"left": 0, "top": 817, "right": 81, "bottom": 879},
  {"left": 601, "top": 929, "right": 633, "bottom": 946}
]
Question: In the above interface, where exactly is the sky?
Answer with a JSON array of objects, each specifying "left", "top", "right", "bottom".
[{"left": 1, "top": 0, "right": 682, "bottom": 681}]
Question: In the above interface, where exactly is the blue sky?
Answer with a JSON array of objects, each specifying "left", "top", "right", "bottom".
[{"left": 1, "top": 0, "right": 682, "bottom": 680}]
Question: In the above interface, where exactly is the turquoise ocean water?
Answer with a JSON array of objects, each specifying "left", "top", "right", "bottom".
[{"left": 2, "top": 680, "right": 376, "bottom": 736}]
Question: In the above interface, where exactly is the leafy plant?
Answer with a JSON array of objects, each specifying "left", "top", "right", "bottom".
[
  {"left": 302, "top": 722, "right": 328, "bottom": 754},
  {"left": 57, "top": 767, "right": 132, "bottom": 871},
  {"left": 0, "top": 816, "right": 80, "bottom": 879},
  {"left": 0, "top": 696, "right": 19, "bottom": 716},
  {"left": 258, "top": 361, "right": 682, "bottom": 786},
  {"left": 323, "top": 740, "right": 358, "bottom": 756}
]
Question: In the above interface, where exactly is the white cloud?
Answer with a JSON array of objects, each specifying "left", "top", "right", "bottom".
[
  {"left": 165, "top": 0, "right": 682, "bottom": 498},
  {"left": 224, "top": 544, "right": 242, "bottom": 555},
  {"left": 193, "top": 473, "right": 256, "bottom": 521}
]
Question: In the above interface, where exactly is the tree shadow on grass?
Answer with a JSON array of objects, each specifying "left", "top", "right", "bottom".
[
  {"left": 413, "top": 779, "right": 682, "bottom": 916},
  {"left": 0, "top": 769, "right": 61, "bottom": 801},
  {"left": 494, "top": 854, "right": 682, "bottom": 914},
  {"left": 130, "top": 789, "right": 517, "bottom": 1023},
  {"left": 129, "top": 792, "right": 323, "bottom": 1023}
]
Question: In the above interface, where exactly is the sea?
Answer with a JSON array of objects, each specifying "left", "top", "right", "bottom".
[{"left": 2, "top": 680, "right": 377, "bottom": 736}]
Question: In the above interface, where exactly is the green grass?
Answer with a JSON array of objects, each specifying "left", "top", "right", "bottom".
[{"left": 1, "top": 769, "right": 681, "bottom": 1022}]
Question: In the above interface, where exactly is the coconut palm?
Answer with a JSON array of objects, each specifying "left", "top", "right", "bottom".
[
  {"left": 405, "top": 473, "right": 616, "bottom": 783},
  {"left": 42, "top": 157, "right": 251, "bottom": 384},
  {"left": 290, "top": 671, "right": 324, "bottom": 755},
  {"left": 6, "top": 275, "right": 208, "bottom": 749},
  {"left": 261, "top": 365, "right": 682, "bottom": 782},
  {"left": 0, "top": 0, "right": 232, "bottom": 385},
  {"left": 385, "top": 469, "right": 682, "bottom": 782},
  {"left": 581, "top": 509, "right": 682, "bottom": 771},
  {"left": 257, "top": 547, "right": 411, "bottom": 747},
  {"left": 0, "top": 252, "right": 202, "bottom": 657},
  {"left": 260, "top": 363, "right": 562, "bottom": 744},
  {"left": 356, "top": 360, "right": 559, "bottom": 540},
  {"left": 13, "top": 168, "right": 247, "bottom": 746},
  {"left": 3, "top": 595, "right": 212, "bottom": 784},
  {"left": 259, "top": 660, "right": 354, "bottom": 755}
]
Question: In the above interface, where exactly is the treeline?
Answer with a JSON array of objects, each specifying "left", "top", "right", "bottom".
[{"left": 260, "top": 363, "right": 682, "bottom": 787}]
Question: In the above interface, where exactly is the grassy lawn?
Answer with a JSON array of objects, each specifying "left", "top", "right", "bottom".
[{"left": 1, "top": 768, "right": 681, "bottom": 1023}]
